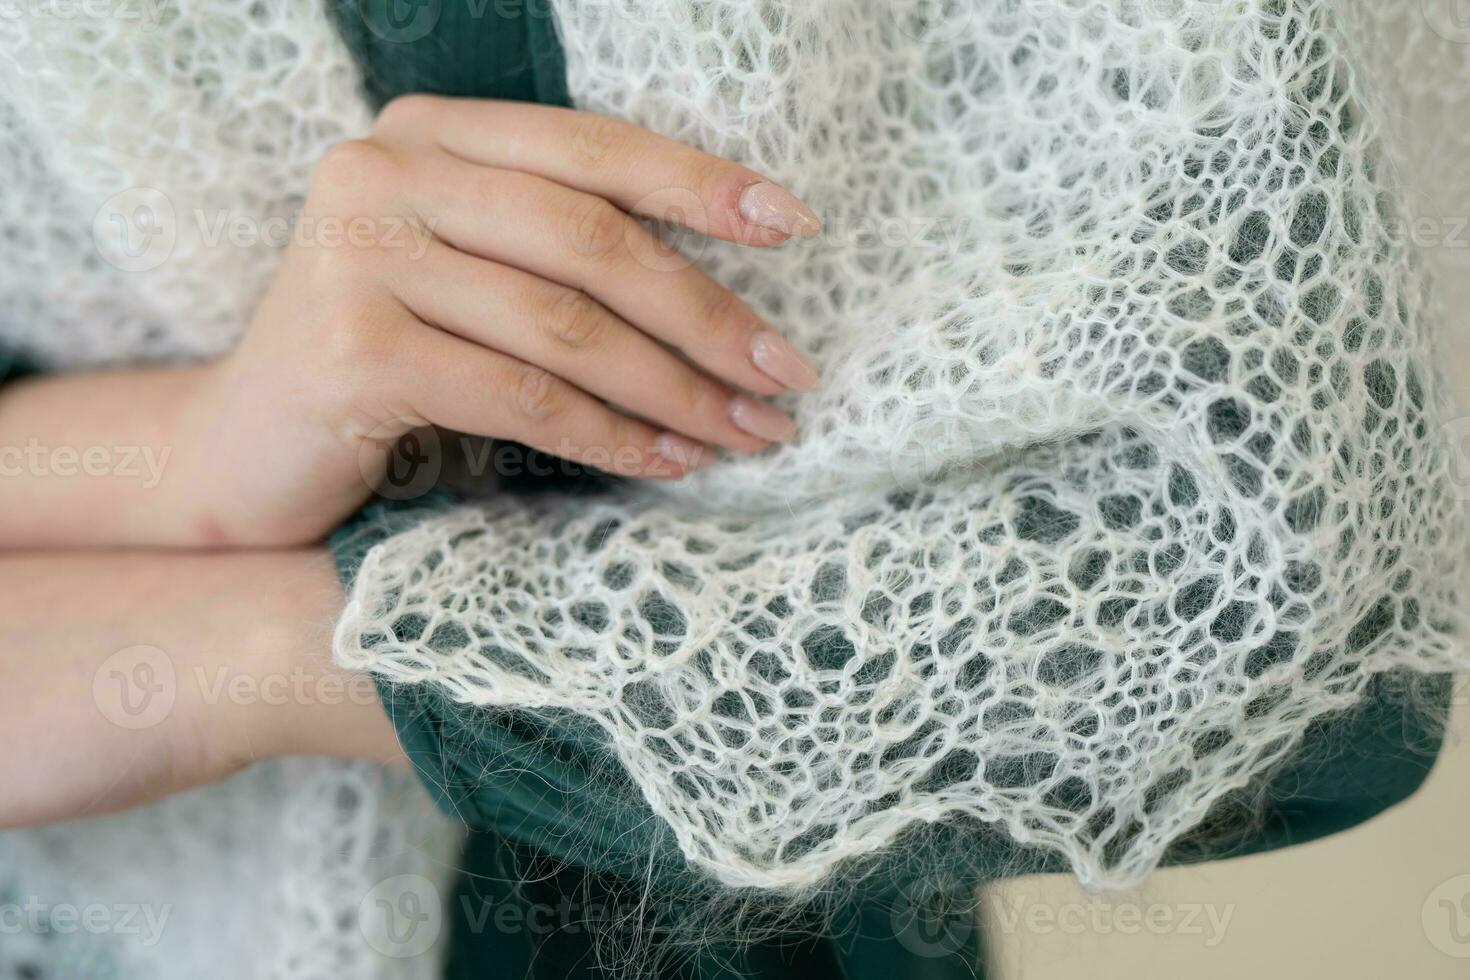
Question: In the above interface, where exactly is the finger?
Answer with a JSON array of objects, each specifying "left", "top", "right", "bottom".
[
  {"left": 390, "top": 321, "right": 711, "bottom": 480},
  {"left": 376, "top": 96, "right": 820, "bottom": 245},
  {"left": 404, "top": 156, "right": 822, "bottom": 396},
  {"left": 391, "top": 241, "right": 795, "bottom": 453}
]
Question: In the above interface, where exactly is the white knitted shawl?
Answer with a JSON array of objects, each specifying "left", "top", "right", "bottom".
[{"left": 4, "top": 0, "right": 1470, "bottom": 975}]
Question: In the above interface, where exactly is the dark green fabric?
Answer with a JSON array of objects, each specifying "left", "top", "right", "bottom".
[
  {"left": 0, "top": 346, "right": 34, "bottom": 387},
  {"left": 330, "top": 0, "right": 569, "bottom": 108},
  {"left": 324, "top": 4, "right": 1453, "bottom": 977}
]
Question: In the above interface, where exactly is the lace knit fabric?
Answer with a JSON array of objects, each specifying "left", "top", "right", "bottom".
[{"left": 336, "top": 0, "right": 1470, "bottom": 891}]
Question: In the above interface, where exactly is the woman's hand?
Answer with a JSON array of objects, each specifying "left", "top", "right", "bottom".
[
  {"left": 0, "top": 98, "right": 821, "bottom": 550},
  {"left": 180, "top": 97, "right": 822, "bottom": 547}
]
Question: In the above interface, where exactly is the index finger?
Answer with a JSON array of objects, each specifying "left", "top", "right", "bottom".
[{"left": 374, "top": 96, "right": 822, "bottom": 246}]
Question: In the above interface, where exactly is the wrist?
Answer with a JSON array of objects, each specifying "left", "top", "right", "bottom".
[
  {"left": 162, "top": 356, "right": 252, "bottom": 546},
  {"left": 0, "top": 360, "right": 226, "bottom": 548},
  {"left": 207, "top": 549, "right": 404, "bottom": 768}
]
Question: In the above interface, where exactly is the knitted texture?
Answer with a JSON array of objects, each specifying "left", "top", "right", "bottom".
[
  {"left": 336, "top": 0, "right": 1470, "bottom": 891},
  {"left": 0, "top": 0, "right": 370, "bottom": 369},
  {"left": 0, "top": 761, "right": 460, "bottom": 978},
  {"left": 0, "top": 4, "right": 461, "bottom": 979}
]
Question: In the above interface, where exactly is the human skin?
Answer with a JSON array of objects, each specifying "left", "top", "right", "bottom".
[
  {"left": 0, "top": 99, "right": 822, "bottom": 825},
  {"left": 0, "top": 547, "right": 387, "bottom": 827},
  {"left": 0, "top": 97, "right": 821, "bottom": 550}
]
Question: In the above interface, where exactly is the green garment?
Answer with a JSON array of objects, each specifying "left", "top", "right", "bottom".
[
  {"left": 325, "top": 3, "right": 1453, "bottom": 977},
  {"left": 0, "top": 348, "right": 33, "bottom": 386}
]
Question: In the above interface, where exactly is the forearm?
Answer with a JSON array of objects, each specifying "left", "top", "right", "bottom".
[
  {"left": 0, "top": 547, "right": 402, "bottom": 828},
  {"left": 0, "top": 363, "right": 219, "bottom": 548}
]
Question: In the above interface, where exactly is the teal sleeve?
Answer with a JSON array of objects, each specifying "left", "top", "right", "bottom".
[
  {"left": 328, "top": 0, "right": 570, "bottom": 111},
  {"left": 0, "top": 346, "right": 34, "bottom": 386}
]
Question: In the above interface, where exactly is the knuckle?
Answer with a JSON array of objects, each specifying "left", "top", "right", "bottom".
[
  {"left": 313, "top": 139, "right": 398, "bottom": 198},
  {"left": 669, "top": 370, "right": 711, "bottom": 421},
  {"left": 545, "top": 289, "right": 608, "bottom": 350},
  {"left": 609, "top": 416, "right": 647, "bottom": 460},
  {"left": 570, "top": 113, "right": 628, "bottom": 169},
  {"left": 698, "top": 286, "right": 754, "bottom": 341},
  {"left": 688, "top": 155, "right": 732, "bottom": 203},
  {"left": 373, "top": 93, "right": 441, "bottom": 136},
  {"left": 317, "top": 139, "right": 392, "bottom": 182},
  {"left": 511, "top": 364, "right": 565, "bottom": 423},
  {"left": 565, "top": 196, "right": 627, "bottom": 261}
]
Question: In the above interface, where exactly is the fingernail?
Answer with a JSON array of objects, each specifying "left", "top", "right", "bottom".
[
  {"left": 738, "top": 181, "right": 822, "bottom": 239},
  {"left": 750, "top": 330, "right": 821, "bottom": 391},
  {"left": 729, "top": 395, "right": 797, "bottom": 443},
  {"left": 654, "top": 432, "right": 708, "bottom": 470}
]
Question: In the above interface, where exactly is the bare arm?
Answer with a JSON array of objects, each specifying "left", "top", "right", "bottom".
[
  {"left": 0, "top": 365, "right": 220, "bottom": 548},
  {"left": 0, "top": 547, "right": 402, "bottom": 828}
]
